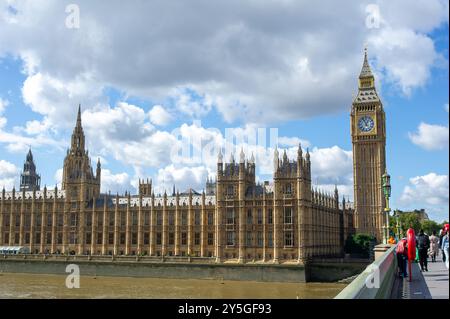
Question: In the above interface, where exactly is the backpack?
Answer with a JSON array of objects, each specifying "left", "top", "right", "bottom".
[{"left": 397, "top": 240, "right": 407, "bottom": 254}]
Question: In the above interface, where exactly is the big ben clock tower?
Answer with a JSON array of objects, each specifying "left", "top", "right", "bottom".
[{"left": 351, "top": 49, "right": 386, "bottom": 242}]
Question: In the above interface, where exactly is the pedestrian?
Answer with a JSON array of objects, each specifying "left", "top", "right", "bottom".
[
  {"left": 396, "top": 238, "right": 408, "bottom": 278},
  {"left": 417, "top": 229, "right": 430, "bottom": 271},
  {"left": 439, "top": 229, "right": 446, "bottom": 263},
  {"left": 429, "top": 230, "right": 439, "bottom": 262},
  {"left": 443, "top": 225, "right": 449, "bottom": 270}
]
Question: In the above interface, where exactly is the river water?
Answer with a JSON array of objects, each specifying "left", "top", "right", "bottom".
[{"left": 0, "top": 272, "right": 346, "bottom": 299}]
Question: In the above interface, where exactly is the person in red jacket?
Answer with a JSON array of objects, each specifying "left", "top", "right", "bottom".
[{"left": 396, "top": 238, "right": 408, "bottom": 278}]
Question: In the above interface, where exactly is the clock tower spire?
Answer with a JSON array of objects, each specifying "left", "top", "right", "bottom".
[{"left": 351, "top": 48, "right": 387, "bottom": 242}]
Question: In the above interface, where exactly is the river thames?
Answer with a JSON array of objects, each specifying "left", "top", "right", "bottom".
[{"left": 0, "top": 272, "right": 346, "bottom": 299}]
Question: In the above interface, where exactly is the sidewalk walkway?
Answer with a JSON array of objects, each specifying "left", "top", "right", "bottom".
[
  {"left": 422, "top": 258, "right": 449, "bottom": 299},
  {"left": 391, "top": 258, "right": 449, "bottom": 299}
]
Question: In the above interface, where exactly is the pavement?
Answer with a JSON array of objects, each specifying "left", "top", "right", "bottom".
[{"left": 391, "top": 254, "right": 449, "bottom": 299}]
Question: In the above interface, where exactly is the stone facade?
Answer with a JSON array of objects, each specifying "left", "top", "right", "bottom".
[
  {"left": 1, "top": 55, "right": 393, "bottom": 263},
  {"left": 0, "top": 110, "right": 354, "bottom": 263}
]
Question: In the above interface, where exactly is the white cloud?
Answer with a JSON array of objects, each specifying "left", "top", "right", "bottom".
[
  {"left": 400, "top": 173, "right": 449, "bottom": 207},
  {"left": 408, "top": 122, "right": 449, "bottom": 150},
  {"left": 154, "top": 164, "right": 209, "bottom": 195},
  {"left": 309, "top": 146, "right": 353, "bottom": 187},
  {"left": 148, "top": 105, "right": 173, "bottom": 126},
  {"left": 445, "top": 103, "right": 449, "bottom": 113},
  {"left": 0, "top": 159, "right": 18, "bottom": 189},
  {"left": 101, "top": 169, "right": 134, "bottom": 194},
  {"left": 0, "top": 0, "right": 446, "bottom": 127},
  {"left": 278, "top": 136, "right": 311, "bottom": 148}
]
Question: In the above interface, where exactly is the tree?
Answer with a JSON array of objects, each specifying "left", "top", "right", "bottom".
[
  {"left": 344, "top": 233, "right": 376, "bottom": 258},
  {"left": 399, "top": 213, "right": 421, "bottom": 235},
  {"left": 421, "top": 220, "right": 441, "bottom": 235}
]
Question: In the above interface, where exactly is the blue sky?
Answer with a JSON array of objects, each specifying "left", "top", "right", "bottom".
[{"left": 0, "top": 0, "right": 448, "bottom": 222}]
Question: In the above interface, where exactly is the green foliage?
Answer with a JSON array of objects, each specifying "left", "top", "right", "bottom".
[
  {"left": 399, "top": 213, "right": 421, "bottom": 235},
  {"left": 344, "top": 233, "right": 376, "bottom": 258},
  {"left": 421, "top": 220, "right": 441, "bottom": 235}
]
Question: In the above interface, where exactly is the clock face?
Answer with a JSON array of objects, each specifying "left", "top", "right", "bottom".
[{"left": 358, "top": 116, "right": 375, "bottom": 132}]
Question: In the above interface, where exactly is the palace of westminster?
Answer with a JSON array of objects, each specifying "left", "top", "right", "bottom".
[{"left": 0, "top": 51, "right": 387, "bottom": 263}]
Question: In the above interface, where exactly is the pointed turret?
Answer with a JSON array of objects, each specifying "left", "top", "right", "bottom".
[
  {"left": 20, "top": 148, "right": 40, "bottom": 192},
  {"left": 239, "top": 147, "right": 245, "bottom": 163}
]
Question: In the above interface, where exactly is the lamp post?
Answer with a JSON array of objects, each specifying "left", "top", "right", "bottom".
[
  {"left": 395, "top": 209, "right": 401, "bottom": 240},
  {"left": 382, "top": 169, "right": 391, "bottom": 244}
]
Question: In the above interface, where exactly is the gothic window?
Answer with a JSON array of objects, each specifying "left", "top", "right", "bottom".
[
  {"left": 181, "top": 211, "right": 187, "bottom": 226},
  {"left": 45, "top": 232, "right": 51, "bottom": 244},
  {"left": 58, "top": 214, "right": 63, "bottom": 227},
  {"left": 268, "top": 209, "right": 273, "bottom": 224},
  {"left": 132, "top": 212, "right": 137, "bottom": 226},
  {"left": 284, "top": 231, "right": 293, "bottom": 247},
  {"left": 194, "top": 232, "right": 200, "bottom": 245},
  {"left": 131, "top": 233, "right": 137, "bottom": 245},
  {"left": 226, "top": 185, "right": 234, "bottom": 196},
  {"left": 207, "top": 233, "right": 214, "bottom": 245},
  {"left": 109, "top": 232, "right": 114, "bottom": 245},
  {"left": 257, "top": 232, "right": 263, "bottom": 247},
  {"left": 4, "top": 215, "right": 9, "bottom": 227},
  {"left": 268, "top": 232, "right": 273, "bottom": 247},
  {"left": 143, "top": 232, "right": 149, "bottom": 245},
  {"left": 25, "top": 233, "right": 30, "bottom": 244},
  {"left": 181, "top": 232, "right": 187, "bottom": 245},
  {"left": 109, "top": 212, "right": 115, "bottom": 226},
  {"left": 86, "top": 233, "right": 92, "bottom": 245},
  {"left": 156, "top": 212, "right": 162, "bottom": 226},
  {"left": 86, "top": 212, "right": 92, "bottom": 227},
  {"left": 194, "top": 211, "right": 201, "bottom": 225},
  {"left": 207, "top": 212, "right": 214, "bottom": 225},
  {"left": 285, "top": 183, "right": 292, "bottom": 194},
  {"left": 120, "top": 232, "right": 126, "bottom": 245},
  {"left": 144, "top": 212, "right": 149, "bottom": 226},
  {"left": 246, "top": 231, "right": 252, "bottom": 246},
  {"left": 156, "top": 232, "right": 162, "bottom": 245},
  {"left": 284, "top": 207, "right": 293, "bottom": 224},
  {"left": 226, "top": 209, "right": 235, "bottom": 225},
  {"left": 120, "top": 212, "right": 126, "bottom": 226},
  {"left": 46, "top": 214, "right": 52, "bottom": 227},
  {"left": 15, "top": 214, "right": 20, "bottom": 227},
  {"left": 226, "top": 231, "right": 235, "bottom": 246},
  {"left": 70, "top": 213, "right": 77, "bottom": 227},
  {"left": 97, "top": 212, "right": 104, "bottom": 227},
  {"left": 168, "top": 212, "right": 175, "bottom": 226},
  {"left": 35, "top": 232, "right": 41, "bottom": 244},
  {"left": 57, "top": 233, "right": 63, "bottom": 244},
  {"left": 257, "top": 209, "right": 263, "bottom": 225},
  {"left": 168, "top": 232, "right": 175, "bottom": 245}
]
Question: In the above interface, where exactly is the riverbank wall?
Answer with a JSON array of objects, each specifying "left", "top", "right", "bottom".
[{"left": 0, "top": 255, "right": 367, "bottom": 283}]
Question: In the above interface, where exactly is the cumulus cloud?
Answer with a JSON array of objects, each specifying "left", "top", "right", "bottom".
[
  {"left": 408, "top": 122, "right": 449, "bottom": 151},
  {"left": 0, "top": 159, "right": 18, "bottom": 189},
  {"left": 154, "top": 164, "right": 209, "bottom": 195},
  {"left": 148, "top": 105, "right": 173, "bottom": 126},
  {"left": 0, "top": 0, "right": 446, "bottom": 128},
  {"left": 101, "top": 169, "right": 134, "bottom": 194},
  {"left": 400, "top": 173, "right": 449, "bottom": 207},
  {"left": 309, "top": 146, "right": 353, "bottom": 186}
]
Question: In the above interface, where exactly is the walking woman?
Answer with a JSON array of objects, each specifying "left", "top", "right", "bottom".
[{"left": 429, "top": 230, "right": 439, "bottom": 262}]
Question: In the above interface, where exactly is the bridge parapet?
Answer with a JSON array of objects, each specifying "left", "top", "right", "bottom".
[{"left": 335, "top": 245, "right": 396, "bottom": 299}]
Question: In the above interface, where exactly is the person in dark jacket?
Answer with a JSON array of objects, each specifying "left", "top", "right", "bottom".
[
  {"left": 439, "top": 229, "right": 446, "bottom": 263},
  {"left": 417, "top": 229, "right": 430, "bottom": 271}
]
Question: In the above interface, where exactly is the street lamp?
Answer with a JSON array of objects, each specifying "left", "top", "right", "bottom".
[{"left": 382, "top": 169, "right": 391, "bottom": 244}]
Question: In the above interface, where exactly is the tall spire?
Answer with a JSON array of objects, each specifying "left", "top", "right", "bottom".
[
  {"left": 359, "top": 47, "right": 373, "bottom": 79},
  {"left": 76, "top": 104, "right": 82, "bottom": 128}
]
